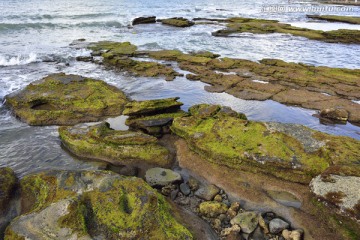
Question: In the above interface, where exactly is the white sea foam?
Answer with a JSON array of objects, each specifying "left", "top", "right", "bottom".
[{"left": 0, "top": 53, "right": 38, "bottom": 66}]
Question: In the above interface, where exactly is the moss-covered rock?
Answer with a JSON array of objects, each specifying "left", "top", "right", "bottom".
[
  {"left": 210, "top": 17, "right": 360, "bottom": 44},
  {"left": 171, "top": 104, "right": 360, "bottom": 184},
  {"left": 59, "top": 122, "right": 171, "bottom": 167},
  {"left": 0, "top": 168, "right": 17, "bottom": 239},
  {"left": 5, "top": 170, "right": 193, "bottom": 240},
  {"left": 86, "top": 41, "right": 181, "bottom": 80},
  {"left": 161, "top": 17, "right": 195, "bottom": 27},
  {"left": 307, "top": 15, "right": 360, "bottom": 25},
  {"left": 4, "top": 73, "right": 127, "bottom": 126},
  {"left": 123, "top": 97, "right": 183, "bottom": 116},
  {"left": 199, "top": 201, "right": 228, "bottom": 218}
]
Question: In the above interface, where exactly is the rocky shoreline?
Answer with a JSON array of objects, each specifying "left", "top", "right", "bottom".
[
  {"left": 1, "top": 73, "right": 360, "bottom": 239},
  {"left": 75, "top": 40, "right": 360, "bottom": 125}
]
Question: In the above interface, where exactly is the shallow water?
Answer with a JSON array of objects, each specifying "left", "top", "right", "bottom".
[{"left": 0, "top": 0, "right": 359, "bottom": 176}]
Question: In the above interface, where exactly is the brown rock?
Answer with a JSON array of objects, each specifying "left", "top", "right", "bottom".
[{"left": 320, "top": 108, "right": 348, "bottom": 121}]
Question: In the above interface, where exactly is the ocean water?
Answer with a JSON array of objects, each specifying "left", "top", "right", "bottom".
[{"left": 0, "top": 0, "right": 359, "bottom": 176}]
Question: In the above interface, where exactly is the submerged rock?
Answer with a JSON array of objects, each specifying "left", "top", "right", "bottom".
[
  {"left": 171, "top": 104, "right": 360, "bottom": 184},
  {"left": 4, "top": 73, "right": 127, "bottom": 126},
  {"left": 132, "top": 16, "right": 156, "bottom": 25},
  {"left": 5, "top": 170, "right": 193, "bottom": 239},
  {"left": 59, "top": 122, "right": 171, "bottom": 167},
  {"left": 161, "top": 17, "right": 195, "bottom": 27},
  {"left": 145, "top": 168, "right": 182, "bottom": 187}
]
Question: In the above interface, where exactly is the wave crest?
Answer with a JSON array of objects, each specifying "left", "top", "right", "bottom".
[{"left": 0, "top": 53, "right": 38, "bottom": 66}]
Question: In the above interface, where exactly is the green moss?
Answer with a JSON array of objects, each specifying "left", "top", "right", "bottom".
[
  {"left": 123, "top": 97, "right": 183, "bottom": 116},
  {"left": 0, "top": 167, "right": 17, "bottom": 211},
  {"left": 171, "top": 104, "right": 359, "bottom": 184},
  {"left": 5, "top": 73, "right": 128, "bottom": 126},
  {"left": 148, "top": 50, "right": 183, "bottom": 60},
  {"left": 161, "top": 18, "right": 194, "bottom": 27},
  {"left": 199, "top": 201, "right": 228, "bottom": 218},
  {"left": 84, "top": 177, "right": 192, "bottom": 239},
  {"left": 4, "top": 228, "right": 25, "bottom": 240},
  {"left": 211, "top": 17, "right": 360, "bottom": 44},
  {"left": 58, "top": 199, "right": 88, "bottom": 236},
  {"left": 88, "top": 41, "right": 137, "bottom": 56},
  {"left": 59, "top": 122, "right": 171, "bottom": 167}
]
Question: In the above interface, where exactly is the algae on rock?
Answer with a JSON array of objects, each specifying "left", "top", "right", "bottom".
[
  {"left": 210, "top": 17, "right": 360, "bottom": 44},
  {"left": 4, "top": 73, "right": 128, "bottom": 126},
  {"left": 59, "top": 122, "right": 171, "bottom": 167},
  {"left": 5, "top": 170, "right": 193, "bottom": 240},
  {"left": 171, "top": 104, "right": 360, "bottom": 184}
]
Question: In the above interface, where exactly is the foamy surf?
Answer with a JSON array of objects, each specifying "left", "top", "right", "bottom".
[{"left": 0, "top": 53, "right": 38, "bottom": 66}]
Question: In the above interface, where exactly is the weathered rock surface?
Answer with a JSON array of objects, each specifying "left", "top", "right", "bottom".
[
  {"left": 171, "top": 104, "right": 360, "bottom": 184},
  {"left": 5, "top": 170, "right": 193, "bottom": 240},
  {"left": 310, "top": 174, "right": 360, "bottom": 219},
  {"left": 209, "top": 17, "right": 360, "bottom": 44},
  {"left": 269, "top": 218, "right": 290, "bottom": 234},
  {"left": 145, "top": 168, "right": 182, "bottom": 187},
  {"left": 132, "top": 16, "right": 156, "bottom": 25},
  {"left": 195, "top": 184, "right": 220, "bottom": 201},
  {"left": 230, "top": 211, "right": 258, "bottom": 234},
  {"left": 4, "top": 73, "right": 128, "bottom": 125},
  {"left": 59, "top": 122, "right": 171, "bottom": 167},
  {"left": 320, "top": 108, "right": 348, "bottom": 122},
  {"left": 161, "top": 17, "right": 195, "bottom": 27}
]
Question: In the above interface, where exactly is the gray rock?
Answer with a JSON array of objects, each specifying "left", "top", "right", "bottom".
[
  {"left": 269, "top": 218, "right": 290, "bottom": 234},
  {"left": 180, "top": 183, "right": 191, "bottom": 196},
  {"left": 230, "top": 211, "right": 259, "bottom": 234},
  {"left": 195, "top": 184, "right": 220, "bottom": 201},
  {"left": 145, "top": 168, "right": 182, "bottom": 186}
]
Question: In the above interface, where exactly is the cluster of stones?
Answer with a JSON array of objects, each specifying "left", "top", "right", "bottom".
[
  {"left": 77, "top": 41, "right": 360, "bottom": 124},
  {"left": 143, "top": 167, "right": 303, "bottom": 240}
]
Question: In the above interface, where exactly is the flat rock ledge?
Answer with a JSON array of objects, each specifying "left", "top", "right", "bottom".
[
  {"left": 59, "top": 122, "right": 171, "bottom": 167},
  {"left": 4, "top": 73, "right": 127, "bottom": 126}
]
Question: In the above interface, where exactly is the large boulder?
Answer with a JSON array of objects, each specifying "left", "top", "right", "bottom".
[
  {"left": 4, "top": 73, "right": 127, "bottom": 125},
  {"left": 59, "top": 122, "right": 171, "bottom": 167},
  {"left": 5, "top": 170, "right": 193, "bottom": 240},
  {"left": 171, "top": 104, "right": 360, "bottom": 184}
]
